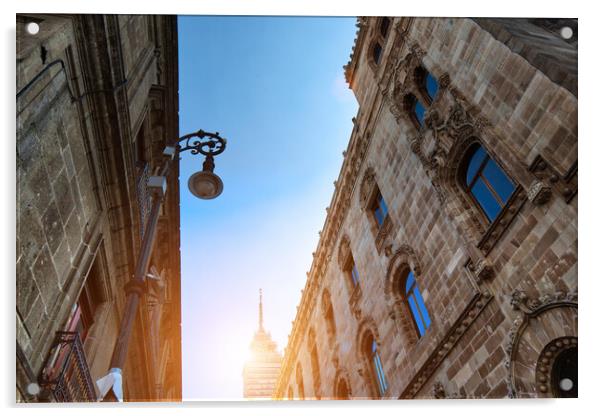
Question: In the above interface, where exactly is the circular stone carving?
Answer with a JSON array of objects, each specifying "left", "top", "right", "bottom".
[
  {"left": 535, "top": 336, "right": 577, "bottom": 398},
  {"left": 507, "top": 304, "right": 577, "bottom": 398}
]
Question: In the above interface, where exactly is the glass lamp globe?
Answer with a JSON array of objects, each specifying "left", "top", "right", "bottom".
[{"left": 187, "top": 170, "right": 224, "bottom": 200}]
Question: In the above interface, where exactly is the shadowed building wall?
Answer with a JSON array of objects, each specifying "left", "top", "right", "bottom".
[{"left": 17, "top": 14, "right": 182, "bottom": 402}]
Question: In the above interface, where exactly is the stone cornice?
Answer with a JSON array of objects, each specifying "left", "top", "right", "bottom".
[{"left": 344, "top": 17, "right": 366, "bottom": 87}]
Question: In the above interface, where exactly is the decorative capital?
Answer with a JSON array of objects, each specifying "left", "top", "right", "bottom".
[
  {"left": 527, "top": 180, "right": 553, "bottom": 205},
  {"left": 474, "top": 258, "right": 494, "bottom": 282}
]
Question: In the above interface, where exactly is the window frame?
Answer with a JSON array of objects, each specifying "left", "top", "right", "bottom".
[
  {"left": 371, "top": 190, "right": 389, "bottom": 228},
  {"left": 402, "top": 269, "right": 431, "bottom": 338},
  {"left": 345, "top": 255, "right": 361, "bottom": 289},
  {"left": 372, "top": 41, "right": 383, "bottom": 65},
  {"left": 370, "top": 338, "right": 388, "bottom": 397},
  {"left": 460, "top": 142, "right": 517, "bottom": 224},
  {"left": 403, "top": 93, "right": 426, "bottom": 129},
  {"left": 414, "top": 66, "right": 439, "bottom": 105}
]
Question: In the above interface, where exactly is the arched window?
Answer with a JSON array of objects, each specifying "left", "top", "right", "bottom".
[
  {"left": 367, "top": 337, "right": 388, "bottom": 396},
  {"left": 345, "top": 255, "right": 361, "bottom": 288},
  {"left": 425, "top": 72, "right": 439, "bottom": 102},
  {"left": 336, "top": 377, "right": 351, "bottom": 399},
  {"left": 371, "top": 190, "right": 389, "bottom": 228},
  {"left": 372, "top": 42, "right": 383, "bottom": 65},
  {"left": 296, "top": 363, "right": 305, "bottom": 400},
  {"left": 404, "top": 94, "right": 426, "bottom": 127},
  {"left": 414, "top": 66, "right": 439, "bottom": 103},
  {"left": 461, "top": 143, "right": 516, "bottom": 222},
  {"left": 403, "top": 269, "right": 431, "bottom": 337},
  {"left": 551, "top": 347, "right": 577, "bottom": 398}
]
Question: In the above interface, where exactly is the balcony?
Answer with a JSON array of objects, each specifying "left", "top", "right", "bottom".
[{"left": 39, "top": 331, "right": 97, "bottom": 402}]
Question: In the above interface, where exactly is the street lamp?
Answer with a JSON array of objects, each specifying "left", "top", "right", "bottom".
[
  {"left": 179, "top": 130, "right": 226, "bottom": 199},
  {"left": 96, "top": 129, "right": 227, "bottom": 401}
]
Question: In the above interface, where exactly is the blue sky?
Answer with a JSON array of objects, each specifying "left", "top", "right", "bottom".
[{"left": 177, "top": 16, "right": 359, "bottom": 399}]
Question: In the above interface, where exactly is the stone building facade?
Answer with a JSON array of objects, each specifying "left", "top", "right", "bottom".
[
  {"left": 17, "top": 14, "right": 182, "bottom": 401},
  {"left": 274, "top": 17, "right": 577, "bottom": 400},
  {"left": 243, "top": 291, "right": 283, "bottom": 399}
]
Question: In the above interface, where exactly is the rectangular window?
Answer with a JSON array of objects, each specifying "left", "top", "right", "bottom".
[
  {"left": 471, "top": 178, "right": 502, "bottom": 221},
  {"left": 372, "top": 192, "right": 389, "bottom": 227},
  {"left": 66, "top": 258, "right": 103, "bottom": 341},
  {"left": 372, "top": 341, "right": 388, "bottom": 396},
  {"left": 350, "top": 262, "right": 360, "bottom": 287}
]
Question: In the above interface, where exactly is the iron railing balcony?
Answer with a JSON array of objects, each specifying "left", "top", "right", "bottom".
[{"left": 39, "top": 331, "right": 97, "bottom": 402}]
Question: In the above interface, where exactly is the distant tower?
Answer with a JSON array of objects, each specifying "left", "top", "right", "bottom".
[{"left": 242, "top": 289, "right": 282, "bottom": 399}]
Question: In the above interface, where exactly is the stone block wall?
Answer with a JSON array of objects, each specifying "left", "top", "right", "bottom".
[
  {"left": 274, "top": 17, "right": 577, "bottom": 400},
  {"left": 16, "top": 14, "right": 182, "bottom": 402}
]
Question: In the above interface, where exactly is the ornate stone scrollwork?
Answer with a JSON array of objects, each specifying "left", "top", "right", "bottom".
[
  {"left": 337, "top": 235, "right": 352, "bottom": 270},
  {"left": 387, "top": 44, "right": 428, "bottom": 124},
  {"left": 504, "top": 289, "right": 578, "bottom": 398},
  {"left": 358, "top": 167, "right": 376, "bottom": 211}
]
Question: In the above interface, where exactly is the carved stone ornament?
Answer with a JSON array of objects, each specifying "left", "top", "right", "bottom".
[
  {"left": 527, "top": 180, "right": 552, "bottom": 205},
  {"left": 359, "top": 167, "right": 376, "bottom": 210},
  {"left": 374, "top": 215, "right": 394, "bottom": 256},
  {"left": 349, "top": 285, "right": 363, "bottom": 321},
  {"left": 387, "top": 44, "right": 427, "bottom": 124},
  {"left": 470, "top": 257, "right": 495, "bottom": 282},
  {"left": 432, "top": 381, "right": 464, "bottom": 399},
  {"left": 504, "top": 289, "right": 578, "bottom": 398},
  {"left": 528, "top": 155, "right": 577, "bottom": 205},
  {"left": 433, "top": 381, "right": 446, "bottom": 399},
  {"left": 338, "top": 235, "right": 352, "bottom": 270}
]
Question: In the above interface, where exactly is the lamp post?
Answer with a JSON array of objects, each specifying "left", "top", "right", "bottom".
[{"left": 96, "top": 129, "right": 227, "bottom": 401}]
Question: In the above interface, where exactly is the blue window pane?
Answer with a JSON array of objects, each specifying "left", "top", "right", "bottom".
[
  {"left": 483, "top": 160, "right": 515, "bottom": 204},
  {"left": 378, "top": 195, "right": 388, "bottom": 218},
  {"left": 373, "top": 353, "right": 387, "bottom": 395},
  {"left": 405, "top": 270, "right": 415, "bottom": 294},
  {"left": 351, "top": 264, "right": 360, "bottom": 286},
  {"left": 471, "top": 177, "right": 502, "bottom": 221},
  {"left": 408, "top": 295, "right": 426, "bottom": 336},
  {"left": 414, "top": 101, "right": 426, "bottom": 126},
  {"left": 374, "top": 205, "right": 385, "bottom": 226},
  {"left": 426, "top": 73, "right": 439, "bottom": 100},
  {"left": 466, "top": 146, "right": 487, "bottom": 184},
  {"left": 413, "top": 287, "right": 431, "bottom": 330}
]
